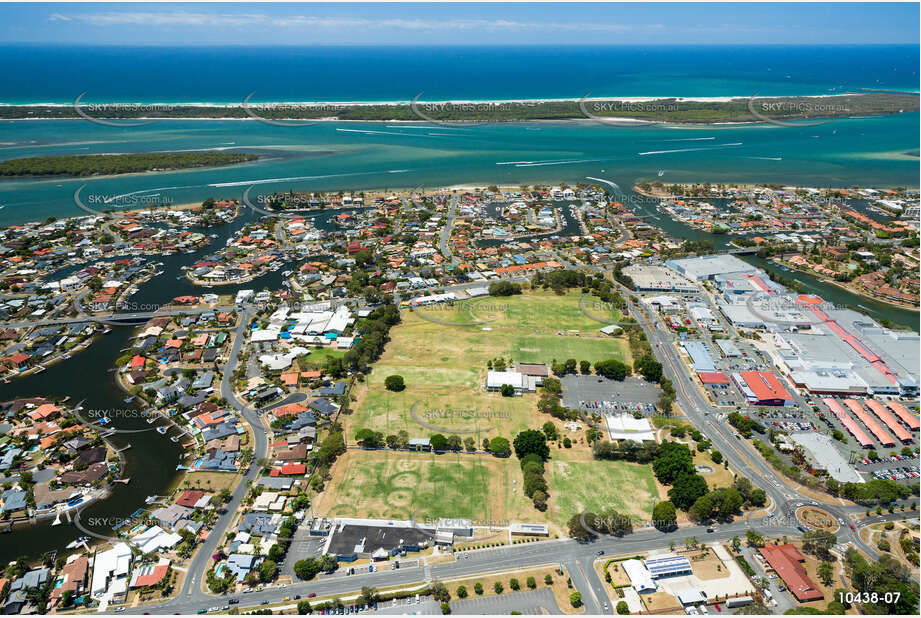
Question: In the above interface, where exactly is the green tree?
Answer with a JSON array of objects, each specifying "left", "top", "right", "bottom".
[
  {"left": 653, "top": 442, "right": 695, "bottom": 484},
  {"left": 488, "top": 436, "right": 511, "bottom": 457},
  {"left": 667, "top": 471, "right": 709, "bottom": 511},
  {"left": 594, "top": 358, "right": 629, "bottom": 381},
  {"left": 570, "top": 591, "right": 582, "bottom": 608},
  {"left": 494, "top": 581, "right": 504, "bottom": 594},
  {"left": 258, "top": 559, "right": 278, "bottom": 582},
  {"left": 616, "top": 600, "right": 630, "bottom": 614},
  {"left": 430, "top": 434, "right": 449, "bottom": 451},
  {"left": 652, "top": 501, "right": 677, "bottom": 531},
  {"left": 456, "top": 585, "right": 468, "bottom": 598},
  {"left": 474, "top": 582, "right": 484, "bottom": 595},
  {"left": 385, "top": 375, "right": 405, "bottom": 391},
  {"left": 513, "top": 429, "right": 549, "bottom": 460}
]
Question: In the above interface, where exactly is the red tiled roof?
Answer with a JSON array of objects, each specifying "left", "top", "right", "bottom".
[
  {"left": 175, "top": 489, "right": 206, "bottom": 508},
  {"left": 758, "top": 544, "right": 823, "bottom": 602}
]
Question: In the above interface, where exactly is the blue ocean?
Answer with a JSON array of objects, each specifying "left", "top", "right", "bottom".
[{"left": 0, "top": 44, "right": 918, "bottom": 103}]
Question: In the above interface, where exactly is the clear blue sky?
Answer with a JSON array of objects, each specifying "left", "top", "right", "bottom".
[{"left": 0, "top": 2, "right": 917, "bottom": 46}]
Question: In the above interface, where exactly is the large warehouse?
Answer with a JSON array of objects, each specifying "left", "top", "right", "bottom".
[{"left": 664, "top": 254, "right": 758, "bottom": 281}]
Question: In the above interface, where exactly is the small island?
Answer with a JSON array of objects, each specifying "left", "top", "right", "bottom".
[{"left": 0, "top": 151, "right": 259, "bottom": 177}]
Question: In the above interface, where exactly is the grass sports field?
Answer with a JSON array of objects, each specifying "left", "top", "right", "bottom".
[
  {"left": 348, "top": 289, "right": 629, "bottom": 436},
  {"left": 313, "top": 449, "right": 536, "bottom": 524},
  {"left": 547, "top": 452, "right": 663, "bottom": 526}
]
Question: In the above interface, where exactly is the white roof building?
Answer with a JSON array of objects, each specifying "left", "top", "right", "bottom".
[
  {"left": 252, "top": 492, "right": 287, "bottom": 512},
  {"left": 251, "top": 328, "right": 280, "bottom": 343},
  {"left": 622, "top": 559, "right": 656, "bottom": 593},
  {"left": 485, "top": 370, "right": 539, "bottom": 393},
  {"left": 605, "top": 414, "right": 656, "bottom": 442},
  {"left": 132, "top": 525, "right": 183, "bottom": 555},
  {"left": 91, "top": 542, "right": 133, "bottom": 599}
]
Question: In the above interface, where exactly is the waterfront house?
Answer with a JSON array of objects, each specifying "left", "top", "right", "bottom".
[
  {"left": 90, "top": 542, "right": 132, "bottom": 601},
  {"left": 49, "top": 554, "right": 89, "bottom": 609}
]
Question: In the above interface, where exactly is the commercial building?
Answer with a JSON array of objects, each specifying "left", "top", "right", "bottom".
[
  {"left": 665, "top": 255, "right": 757, "bottom": 281},
  {"left": 789, "top": 433, "right": 862, "bottom": 484},
  {"left": 510, "top": 523, "right": 549, "bottom": 536},
  {"left": 323, "top": 517, "right": 438, "bottom": 561},
  {"left": 758, "top": 544, "right": 823, "bottom": 603},
  {"left": 715, "top": 339, "right": 741, "bottom": 358},
  {"left": 732, "top": 371, "right": 794, "bottom": 406},
  {"left": 623, "top": 264, "right": 698, "bottom": 292},
  {"left": 776, "top": 307, "right": 919, "bottom": 397},
  {"left": 644, "top": 555, "right": 693, "bottom": 579},
  {"left": 682, "top": 341, "right": 716, "bottom": 373}
]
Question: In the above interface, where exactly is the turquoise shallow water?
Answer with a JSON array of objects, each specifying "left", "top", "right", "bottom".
[{"left": 0, "top": 113, "right": 918, "bottom": 225}]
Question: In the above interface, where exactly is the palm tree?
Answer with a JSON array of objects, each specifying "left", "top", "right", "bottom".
[{"left": 731, "top": 536, "right": 741, "bottom": 552}]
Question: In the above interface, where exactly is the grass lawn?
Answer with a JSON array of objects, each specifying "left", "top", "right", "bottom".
[
  {"left": 547, "top": 453, "right": 662, "bottom": 528},
  {"left": 693, "top": 450, "right": 736, "bottom": 490},
  {"left": 314, "top": 449, "right": 536, "bottom": 524},
  {"left": 298, "top": 346, "right": 345, "bottom": 370}
]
